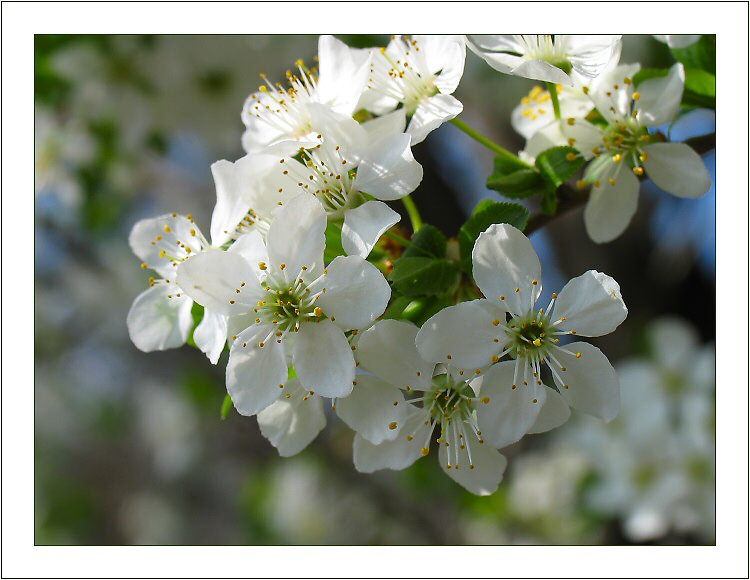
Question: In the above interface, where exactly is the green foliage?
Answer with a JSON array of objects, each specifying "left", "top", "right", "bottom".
[
  {"left": 458, "top": 201, "right": 529, "bottom": 273},
  {"left": 388, "top": 224, "right": 460, "bottom": 299},
  {"left": 324, "top": 221, "right": 347, "bottom": 263},
  {"left": 220, "top": 393, "right": 233, "bottom": 420},
  {"left": 683, "top": 68, "right": 716, "bottom": 109},
  {"left": 535, "top": 146, "right": 585, "bottom": 216},
  {"left": 486, "top": 154, "right": 545, "bottom": 199},
  {"left": 670, "top": 35, "right": 715, "bottom": 75}
]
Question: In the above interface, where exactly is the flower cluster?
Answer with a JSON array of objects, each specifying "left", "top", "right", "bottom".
[{"left": 126, "top": 34, "right": 712, "bottom": 495}]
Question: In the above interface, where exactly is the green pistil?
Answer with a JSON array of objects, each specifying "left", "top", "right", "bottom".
[{"left": 508, "top": 310, "right": 557, "bottom": 360}]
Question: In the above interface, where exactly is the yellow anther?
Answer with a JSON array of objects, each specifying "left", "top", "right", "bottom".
[
  {"left": 258, "top": 262, "right": 267, "bottom": 270},
  {"left": 632, "top": 92, "right": 641, "bottom": 100},
  {"left": 583, "top": 86, "right": 590, "bottom": 94},
  {"left": 633, "top": 166, "right": 644, "bottom": 176},
  {"left": 492, "top": 319, "right": 500, "bottom": 327},
  {"left": 609, "top": 177, "right": 616, "bottom": 186},
  {"left": 475, "top": 369, "right": 482, "bottom": 375},
  {"left": 163, "top": 225, "right": 171, "bottom": 233},
  {"left": 141, "top": 263, "right": 148, "bottom": 269},
  {"left": 533, "top": 338, "right": 542, "bottom": 347},
  {"left": 421, "top": 447, "right": 430, "bottom": 456},
  {"left": 533, "top": 398, "right": 538, "bottom": 404},
  {"left": 566, "top": 152, "right": 577, "bottom": 161},
  {"left": 577, "top": 180, "right": 587, "bottom": 190},
  {"left": 567, "top": 117, "right": 575, "bottom": 126},
  {"left": 480, "top": 397, "right": 490, "bottom": 404},
  {"left": 575, "top": 352, "right": 582, "bottom": 358},
  {"left": 491, "top": 355, "right": 500, "bottom": 363},
  {"left": 594, "top": 180, "right": 601, "bottom": 188},
  {"left": 388, "top": 422, "right": 398, "bottom": 431},
  {"left": 640, "top": 152, "right": 649, "bottom": 162},
  {"left": 314, "top": 307, "right": 323, "bottom": 317},
  {"left": 158, "top": 250, "right": 166, "bottom": 258},
  {"left": 612, "top": 153, "right": 622, "bottom": 163},
  {"left": 499, "top": 295, "right": 505, "bottom": 300},
  {"left": 279, "top": 263, "right": 286, "bottom": 270}
]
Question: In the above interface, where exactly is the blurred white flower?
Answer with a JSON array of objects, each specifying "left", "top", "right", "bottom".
[{"left": 653, "top": 35, "right": 702, "bottom": 49}]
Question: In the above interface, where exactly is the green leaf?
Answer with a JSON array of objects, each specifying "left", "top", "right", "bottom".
[
  {"left": 671, "top": 35, "right": 715, "bottom": 75},
  {"left": 402, "top": 224, "right": 446, "bottom": 259},
  {"left": 486, "top": 169, "right": 545, "bottom": 198},
  {"left": 491, "top": 151, "right": 534, "bottom": 174},
  {"left": 684, "top": 67, "right": 715, "bottom": 97},
  {"left": 458, "top": 201, "right": 530, "bottom": 273},
  {"left": 535, "top": 146, "right": 585, "bottom": 190},
  {"left": 388, "top": 257, "right": 460, "bottom": 297}
]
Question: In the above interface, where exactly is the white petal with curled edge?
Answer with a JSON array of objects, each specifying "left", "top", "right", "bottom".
[
  {"left": 226, "top": 324, "right": 288, "bottom": 417},
  {"left": 415, "top": 35, "right": 466, "bottom": 95},
  {"left": 307, "top": 102, "right": 368, "bottom": 163},
  {"left": 637, "top": 63, "right": 685, "bottom": 127},
  {"left": 512, "top": 59, "right": 573, "bottom": 86},
  {"left": 313, "top": 255, "right": 391, "bottom": 330},
  {"left": 357, "top": 320, "right": 434, "bottom": 392},
  {"left": 566, "top": 35, "right": 622, "bottom": 79},
  {"left": 472, "top": 223, "right": 542, "bottom": 317},
  {"left": 176, "top": 249, "right": 261, "bottom": 317},
  {"left": 317, "top": 35, "right": 372, "bottom": 116},
  {"left": 353, "top": 407, "right": 430, "bottom": 473},
  {"left": 336, "top": 375, "right": 407, "bottom": 444},
  {"left": 416, "top": 300, "right": 508, "bottom": 369},
  {"left": 642, "top": 142, "right": 711, "bottom": 199},
  {"left": 209, "top": 160, "right": 250, "bottom": 248},
  {"left": 129, "top": 214, "right": 205, "bottom": 278},
  {"left": 355, "top": 133, "right": 422, "bottom": 201},
  {"left": 266, "top": 193, "right": 327, "bottom": 279},
  {"left": 583, "top": 163, "right": 640, "bottom": 244},
  {"left": 439, "top": 439, "right": 507, "bottom": 496},
  {"left": 476, "top": 360, "right": 545, "bottom": 449},
  {"left": 341, "top": 201, "right": 401, "bottom": 258},
  {"left": 193, "top": 308, "right": 228, "bottom": 365},
  {"left": 257, "top": 379, "right": 326, "bottom": 457},
  {"left": 407, "top": 93, "right": 463, "bottom": 145},
  {"left": 551, "top": 341, "right": 620, "bottom": 423},
  {"left": 527, "top": 388, "right": 571, "bottom": 434},
  {"left": 127, "top": 284, "right": 193, "bottom": 352},
  {"left": 653, "top": 35, "right": 701, "bottom": 49},
  {"left": 554, "top": 270, "right": 628, "bottom": 337},
  {"left": 293, "top": 319, "right": 355, "bottom": 398}
]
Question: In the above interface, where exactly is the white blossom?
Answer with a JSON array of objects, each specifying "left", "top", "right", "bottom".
[{"left": 417, "top": 223, "right": 627, "bottom": 425}]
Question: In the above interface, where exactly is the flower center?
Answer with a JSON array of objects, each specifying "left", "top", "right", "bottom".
[
  {"left": 253, "top": 265, "right": 324, "bottom": 335},
  {"left": 507, "top": 309, "right": 557, "bottom": 361}
]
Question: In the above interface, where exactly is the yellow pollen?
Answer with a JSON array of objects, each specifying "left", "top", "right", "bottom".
[
  {"left": 609, "top": 177, "right": 616, "bottom": 186},
  {"left": 481, "top": 397, "right": 490, "bottom": 404},
  {"left": 421, "top": 447, "right": 430, "bottom": 456},
  {"left": 258, "top": 262, "right": 267, "bottom": 270},
  {"left": 388, "top": 422, "right": 398, "bottom": 431},
  {"left": 499, "top": 295, "right": 505, "bottom": 300},
  {"left": 163, "top": 225, "right": 171, "bottom": 233},
  {"left": 632, "top": 92, "right": 641, "bottom": 100},
  {"left": 575, "top": 352, "right": 582, "bottom": 358},
  {"left": 492, "top": 319, "right": 500, "bottom": 326},
  {"left": 613, "top": 154, "right": 622, "bottom": 163},
  {"left": 533, "top": 398, "right": 538, "bottom": 404},
  {"left": 491, "top": 355, "right": 500, "bottom": 363},
  {"left": 640, "top": 152, "right": 649, "bottom": 162},
  {"left": 314, "top": 307, "right": 323, "bottom": 317},
  {"left": 141, "top": 263, "right": 148, "bottom": 269},
  {"left": 577, "top": 180, "right": 587, "bottom": 190},
  {"left": 633, "top": 167, "right": 644, "bottom": 176},
  {"left": 566, "top": 152, "right": 577, "bottom": 161},
  {"left": 567, "top": 117, "right": 575, "bottom": 126}
]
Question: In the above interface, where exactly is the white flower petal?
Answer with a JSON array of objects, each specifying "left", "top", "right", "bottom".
[
  {"left": 361, "top": 109, "right": 406, "bottom": 143},
  {"left": 336, "top": 375, "right": 407, "bottom": 444},
  {"left": 129, "top": 214, "right": 205, "bottom": 278},
  {"left": 642, "top": 142, "right": 711, "bottom": 198},
  {"left": 341, "top": 201, "right": 401, "bottom": 258},
  {"left": 512, "top": 59, "right": 573, "bottom": 86},
  {"left": 257, "top": 379, "right": 327, "bottom": 457},
  {"left": 439, "top": 439, "right": 507, "bottom": 496},
  {"left": 226, "top": 325, "right": 288, "bottom": 416},
  {"left": 176, "top": 249, "right": 261, "bottom": 317},
  {"left": 193, "top": 308, "right": 227, "bottom": 364},
  {"left": 527, "top": 388, "right": 571, "bottom": 434},
  {"left": 226, "top": 229, "right": 269, "bottom": 281},
  {"left": 407, "top": 93, "right": 463, "bottom": 145},
  {"left": 353, "top": 407, "right": 430, "bottom": 473},
  {"left": 566, "top": 35, "right": 622, "bottom": 79},
  {"left": 354, "top": 133, "right": 422, "bottom": 201},
  {"left": 416, "top": 300, "right": 508, "bottom": 368},
  {"left": 307, "top": 102, "right": 368, "bottom": 163},
  {"left": 653, "top": 35, "right": 701, "bottom": 49},
  {"left": 551, "top": 341, "right": 620, "bottom": 422},
  {"left": 316, "top": 35, "right": 372, "bottom": 116},
  {"left": 209, "top": 160, "right": 251, "bottom": 247},
  {"left": 127, "top": 284, "right": 193, "bottom": 352},
  {"left": 472, "top": 223, "right": 542, "bottom": 317},
  {"left": 266, "top": 193, "right": 327, "bottom": 278},
  {"left": 476, "top": 361, "right": 545, "bottom": 448},
  {"left": 314, "top": 255, "right": 391, "bottom": 330},
  {"left": 357, "top": 320, "right": 434, "bottom": 392},
  {"left": 293, "top": 319, "right": 355, "bottom": 398},
  {"left": 415, "top": 35, "right": 466, "bottom": 95},
  {"left": 554, "top": 270, "right": 628, "bottom": 337},
  {"left": 583, "top": 163, "right": 640, "bottom": 243},
  {"left": 637, "top": 63, "right": 685, "bottom": 127}
]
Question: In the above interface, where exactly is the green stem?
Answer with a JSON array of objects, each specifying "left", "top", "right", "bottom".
[
  {"left": 383, "top": 229, "right": 411, "bottom": 247},
  {"left": 450, "top": 117, "right": 525, "bottom": 165},
  {"left": 220, "top": 394, "right": 233, "bottom": 420},
  {"left": 401, "top": 195, "right": 423, "bottom": 233},
  {"left": 546, "top": 82, "right": 562, "bottom": 119}
]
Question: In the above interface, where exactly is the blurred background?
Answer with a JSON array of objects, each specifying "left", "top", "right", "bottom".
[{"left": 34, "top": 34, "right": 715, "bottom": 545}]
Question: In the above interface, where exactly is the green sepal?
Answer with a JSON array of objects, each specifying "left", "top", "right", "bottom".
[
  {"left": 458, "top": 201, "right": 529, "bottom": 274},
  {"left": 220, "top": 393, "right": 233, "bottom": 420},
  {"left": 324, "top": 221, "right": 347, "bottom": 263},
  {"left": 486, "top": 152, "right": 545, "bottom": 198},
  {"left": 535, "top": 146, "right": 585, "bottom": 190},
  {"left": 388, "top": 257, "right": 461, "bottom": 298}
]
